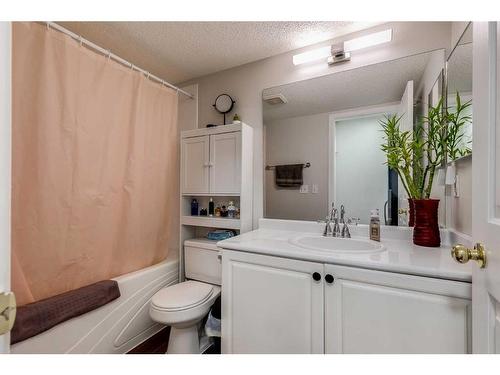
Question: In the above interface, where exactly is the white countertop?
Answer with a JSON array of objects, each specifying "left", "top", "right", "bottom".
[{"left": 217, "top": 219, "right": 473, "bottom": 282}]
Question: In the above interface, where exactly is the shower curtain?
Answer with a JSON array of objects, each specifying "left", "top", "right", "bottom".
[{"left": 12, "top": 22, "right": 179, "bottom": 306}]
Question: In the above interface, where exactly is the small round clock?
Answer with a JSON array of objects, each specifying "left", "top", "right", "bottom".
[{"left": 213, "top": 94, "right": 235, "bottom": 124}]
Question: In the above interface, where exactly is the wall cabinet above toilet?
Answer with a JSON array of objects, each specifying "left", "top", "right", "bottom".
[{"left": 181, "top": 124, "right": 248, "bottom": 196}]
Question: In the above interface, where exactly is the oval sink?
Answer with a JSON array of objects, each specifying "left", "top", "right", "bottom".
[{"left": 289, "top": 235, "right": 385, "bottom": 253}]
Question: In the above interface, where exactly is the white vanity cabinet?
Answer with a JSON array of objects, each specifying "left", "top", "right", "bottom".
[
  {"left": 221, "top": 250, "right": 472, "bottom": 354},
  {"left": 221, "top": 250, "right": 324, "bottom": 354},
  {"left": 181, "top": 125, "right": 243, "bottom": 195},
  {"left": 324, "top": 264, "right": 471, "bottom": 354}
]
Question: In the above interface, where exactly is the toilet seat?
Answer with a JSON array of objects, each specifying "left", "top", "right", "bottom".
[{"left": 151, "top": 280, "right": 214, "bottom": 312}]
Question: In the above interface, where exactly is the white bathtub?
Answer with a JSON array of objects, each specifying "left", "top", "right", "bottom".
[{"left": 11, "top": 256, "right": 179, "bottom": 354}]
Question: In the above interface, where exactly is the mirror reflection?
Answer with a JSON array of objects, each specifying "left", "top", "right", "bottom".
[
  {"left": 263, "top": 49, "right": 446, "bottom": 224},
  {"left": 446, "top": 22, "right": 472, "bottom": 161}
]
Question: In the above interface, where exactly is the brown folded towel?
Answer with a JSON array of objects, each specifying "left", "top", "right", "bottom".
[
  {"left": 11, "top": 280, "right": 120, "bottom": 345},
  {"left": 275, "top": 164, "right": 304, "bottom": 187}
]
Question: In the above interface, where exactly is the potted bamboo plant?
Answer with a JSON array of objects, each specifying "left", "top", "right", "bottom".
[{"left": 380, "top": 95, "right": 469, "bottom": 247}]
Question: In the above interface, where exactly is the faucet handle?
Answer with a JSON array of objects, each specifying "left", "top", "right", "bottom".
[{"left": 347, "top": 217, "right": 360, "bottom": 225}]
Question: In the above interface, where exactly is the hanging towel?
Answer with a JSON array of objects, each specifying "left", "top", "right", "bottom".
[{"left": 275, "top": 164, "right": 304, "bottom": 187}]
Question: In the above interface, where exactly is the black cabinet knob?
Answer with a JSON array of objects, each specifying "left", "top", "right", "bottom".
[
  {"left": 325, "top": 274, "right": 334, "bottom": 284},
  {"left": 312, "top": 272, "right": 321, "bottom": 281}
]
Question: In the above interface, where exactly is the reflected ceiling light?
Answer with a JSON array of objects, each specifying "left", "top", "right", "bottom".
[{"left": 292, "top": 29, "right": 392, "bottom": 66}]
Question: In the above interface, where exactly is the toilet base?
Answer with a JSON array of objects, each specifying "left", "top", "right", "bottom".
[{"left": 167, "top": 325, "right": 200, "bottom": 354}]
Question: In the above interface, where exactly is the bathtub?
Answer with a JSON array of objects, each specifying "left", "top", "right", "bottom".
[{"left": 11, "top": 256, "right": 179, "bottom": 354}]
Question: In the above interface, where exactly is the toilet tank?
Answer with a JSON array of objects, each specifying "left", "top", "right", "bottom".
[{"left": 184, "top": 238, "right": 222, "bottom": 285}]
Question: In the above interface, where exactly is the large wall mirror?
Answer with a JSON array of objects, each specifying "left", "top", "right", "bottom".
[
  {"left": 263, "top": 49, "right": 448, "bottom": 225},
  {"left": 446, "top": 22, "right": 472, "bottom": 161}
]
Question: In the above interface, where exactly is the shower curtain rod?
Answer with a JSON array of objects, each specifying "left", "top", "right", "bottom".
[{"left": 43, "top": 22, "right": 194, "bottom": 99}]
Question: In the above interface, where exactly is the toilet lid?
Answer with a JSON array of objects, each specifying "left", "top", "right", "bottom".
[{"left": 151, "top": 280, "right": 214, "bottom": 311}]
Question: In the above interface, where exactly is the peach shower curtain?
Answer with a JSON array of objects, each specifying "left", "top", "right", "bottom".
[{"left": 12, "top": 22, "right": 179, "bottom": 306}]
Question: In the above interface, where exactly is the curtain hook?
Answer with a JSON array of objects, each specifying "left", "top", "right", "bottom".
[
  {"left": 46, "top": 22, "right": 50, "bottom": 30},
  {"left": 130, "top": 63, "right": 134, "bottom": 71},
  {"left": 79, "top": 35, "right": 83, "bottom": 47},
  {"left": 146, "top": 72, "right": 150, "bottom": 79},
  {"left": 107, "top": 50, "right": 111, "bottom": 61}
]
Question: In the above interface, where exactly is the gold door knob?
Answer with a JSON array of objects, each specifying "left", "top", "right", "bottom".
[{"left": 451, "top": 243, "right": 487, "bottom": 268}]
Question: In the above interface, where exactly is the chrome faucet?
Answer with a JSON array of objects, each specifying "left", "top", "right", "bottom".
[
  {"left": 323, "top": 204, "right": 354, "bottom": 238},
  {"left": 322, "top": 204, "right": 336, "bottom": 237},
  {"left": 340, "top": 205, "right": 350, "bottom": 238},
  {"left": 332, "top": 208, "right": 341, "bottom": 237}
]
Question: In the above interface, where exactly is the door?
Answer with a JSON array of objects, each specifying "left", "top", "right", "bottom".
[
  {"left": 209, "top": 132, "right": 241, "bottom": 194},
  {"left": 324, "top": 264, "right": 471, "bottom": 354},
  {"left": 221, "top": 250, "right": 324, "bottom": 354},
  {"left": 181, "top": 135, "right": 210, "bottom": 194},
  {"left": 468, "top": 22, "right": 500, "bottom": 353},
  {"left": 396, "top": 80, "right": 414, "bottom": 225},
  {"left": 0, "top": 21, "right": 12, "bottom": 354}
]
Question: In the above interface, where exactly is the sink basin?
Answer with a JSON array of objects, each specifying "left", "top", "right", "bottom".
[{"left": 289, "top": 235, "right": 385, "bottom": 254}]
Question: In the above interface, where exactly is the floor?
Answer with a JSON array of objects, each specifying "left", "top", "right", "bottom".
[{"left": 127, "top": 327, "right": 221, "bottom": 354}]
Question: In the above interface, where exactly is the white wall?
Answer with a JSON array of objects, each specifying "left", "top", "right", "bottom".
[
  {"left": 170, "top": 84, "right": 198, "bottom": 260},
  {"left": 178, "top": 84, "right": 198, "bottom": 133},
  {"left": 265, "top": 113, "right": 329, "bottom": 220},
  {"left": 0, "top": 21, "right": 11, "bottom": 353},
  {"left": 181, "top": 22, "right": 453, "bottom": 227}
]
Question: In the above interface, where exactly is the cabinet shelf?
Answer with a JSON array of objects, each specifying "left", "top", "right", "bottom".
[{"left": 181, "top": 215, "right": 240, "bottom": 230}]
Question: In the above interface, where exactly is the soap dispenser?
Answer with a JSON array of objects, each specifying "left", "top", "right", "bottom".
[{"left": 369, "top": 209, "right": 380, "bottom": 242}]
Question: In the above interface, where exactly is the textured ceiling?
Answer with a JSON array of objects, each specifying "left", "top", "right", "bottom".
[
  {"left": 263, "top": 51, "right": 435, "bottom": 122},
  {"left": 58, "top": 21, "right": 379, "bottom": 84}
]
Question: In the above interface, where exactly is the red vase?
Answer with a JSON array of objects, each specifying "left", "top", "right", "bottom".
[
  {"left": 408, "top": 198, "right": 415, "bottom": 227},
  {"left": 413, "top": 199, "right": 440, "bottom": 247}
]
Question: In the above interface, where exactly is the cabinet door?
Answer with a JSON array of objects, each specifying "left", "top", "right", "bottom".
[
  {"left": 209, "top": 132, "right": 241, "bottom": 194},
  {"left": 222, "top": 250, "right": 324, "bottom": 354},
  {"left": 181, "top": 136, "right": 210, "bottom": 194},
  {"left": 324, "top": 264, "right": 471, "bottom": 354}
]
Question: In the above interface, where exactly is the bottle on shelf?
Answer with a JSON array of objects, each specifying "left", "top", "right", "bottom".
[
  {"left": 227, "top": 201, "right": 236, "bottom": 218},
  {"left": 191, "top": 199, "right": 199, "bottom": 216},
  {"left": 209, "top": 197, "right": 215, "bottom": 217}
]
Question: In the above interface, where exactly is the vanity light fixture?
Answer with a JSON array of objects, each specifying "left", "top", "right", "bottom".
[
  {"left": 292, "top": 46, "right": 331, "bottom": 66},
  {"left": 292, "top": 28, "right": 393, "bottom": 66},
  {"left": 343, "top": 29, "right": 393, "bottom": 52}
]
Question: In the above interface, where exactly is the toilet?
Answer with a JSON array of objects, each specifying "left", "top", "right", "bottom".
[{"left": 149, "top": 238, "right": 222, "bottom": 354}]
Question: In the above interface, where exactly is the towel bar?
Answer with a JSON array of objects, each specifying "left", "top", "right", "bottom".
[{"left": 265, "top": 162, "right": 310, "bottom": 171}]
